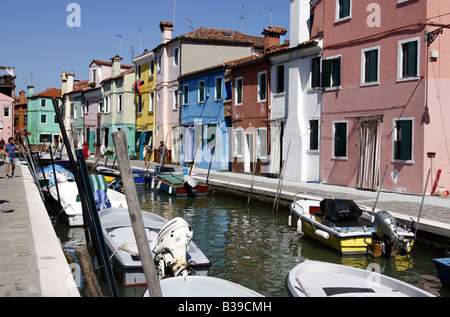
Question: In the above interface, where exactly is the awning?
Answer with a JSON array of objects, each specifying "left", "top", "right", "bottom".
[{"left": 345, "top": 114, "right": 383, "bottom": 123}]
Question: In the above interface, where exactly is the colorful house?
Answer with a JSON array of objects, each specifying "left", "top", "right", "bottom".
[
  {"left": 178, "top": 65, "right": 231, "bottom": 171},
  {"left": 153, "top": 21, "right": 264, "bottom": 164},
  {"left": 133, "top": 50, "right": 156, "bottom": 161},
  {"left": 100, "top": 56, "right": 136, "bottom": 158},
  {"left": 14, "top": 89, "right": 28, "bottom": 139},
  {"left": 27, "top": 87, "right": 62, "bottom": 146},
  {"left": 312, "top": 0, "right": 450, "bottom": 194},
  {"left": 0, "top": 68, "right": 15, "bottom": 142},
  {"left": 266, "top": 0, "right": 323, "bottom": 182}
]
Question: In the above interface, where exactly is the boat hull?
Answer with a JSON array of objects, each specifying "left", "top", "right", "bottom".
[
  {"left": 152, "top": 174, "right": 209, "bottom": 196},
  {"left": 286, "top": 260, "right": 434, "bottom": 297},
  {"left": 290, "top": 200, "right": 415, "bottom": 255},
  {"left": 432, "top": 257, "right": 450, "bottom": 286}
]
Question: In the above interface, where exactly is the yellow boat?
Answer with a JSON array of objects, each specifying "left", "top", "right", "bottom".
[{"left": 289, "top": 195, "right": 415, "bottom": 256}]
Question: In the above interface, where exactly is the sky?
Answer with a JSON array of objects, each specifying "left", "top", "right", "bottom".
[{"left": 1, "top": 0, "right": 291, "bottom": 96}]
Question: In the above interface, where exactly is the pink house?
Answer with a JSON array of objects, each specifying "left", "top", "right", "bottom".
[
  {"left": 311, "top": 0, "right": 450, "bottom": 195},
  {"left": 0, "top": 92, "right": 14, "bottom": 142}
]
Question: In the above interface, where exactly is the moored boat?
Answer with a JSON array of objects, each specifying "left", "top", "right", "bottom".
[
  {"left": 289, "top": 195, "right": 415, "bottom": 256},
  {"left": 152, "top": 173, "right": 209, "bottom": 197},
  {"left": 432, "top": 257, "right": 450, "bottom": 286},
  {"left": 285, "top": 260, "right": 434, "bottom": 297},
  {"left": 99, "top": 207, "right": 212, "bottom": 286}
]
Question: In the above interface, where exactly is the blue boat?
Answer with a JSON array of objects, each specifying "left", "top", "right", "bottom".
[{"left": 432, "top": 257, "right": 450, "bottom": 286}]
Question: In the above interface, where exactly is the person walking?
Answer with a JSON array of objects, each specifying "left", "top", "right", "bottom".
[
  {"left": 1, "top": 137, "right": 21, "bottom": 178},
  {"left": 0, "top": 138, "right": 5, "bottom": 162}
]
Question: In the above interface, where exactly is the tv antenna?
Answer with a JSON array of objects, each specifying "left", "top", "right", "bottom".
[
  {"left": 187, "top": 19, "right": 194, "bottom": 32},
  {"left": 264, "top": 8, "right": 273, "bottom": 26},
  {"left": 239, "top": 6, "right": 245, "bottom": 33}
]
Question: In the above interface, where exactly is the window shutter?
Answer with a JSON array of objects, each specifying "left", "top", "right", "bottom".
[
  {"left": 365, "top": 50, "right": 378, "bottom": 82},
  {"left": 322, "top": 59, "right": 331, "bottom": 88},
  {"left": 334, "top": 122, "right": 347, "bottom": 157},
  {"left": 332, "top": 57, "right": 341, "bottom": 86},
  {"left": 399, "top": 120, "right": 412, "bottom": 160},
  {"left": 312, "top": 57, "right": 321, "bottom": 88}
]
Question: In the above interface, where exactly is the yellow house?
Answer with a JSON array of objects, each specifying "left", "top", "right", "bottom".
[{"left": 133, "top": 50, "right": 156, "bottom": 161}]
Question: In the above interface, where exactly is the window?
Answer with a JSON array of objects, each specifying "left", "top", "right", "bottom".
[
  {"left": 311, "top": 57, "right": 321, "bottom": 88},
  {"left": 150, "top": 60, "right": 155, "bottom": 76},
  {"left": 74, "top": 105, "right": 77, "bottom": 119},
  {"left": 41, "top": 99, "right": 47, "bottom": 108},
  {"left": 322, "top": 55, "right": 341, "bottom": 88},
  {"left": 393, "top": 118, "right": 413, "bottom": 161},
  {"left": 85, "top": 100, "right": 89, "bottom": 114},
  {"left": 198, "top": 80, "right": 206, "bottom": 103},
  {"left": 3, "top": 107, "right": 10, "bottom": 118},
  {"left": 137, "top": 95, "right": 143, "bottom": 113},
  {"left": 235, "top": 77, "right": 243, "bottom": 105},
  {"left": 40, "top": 114, "right": 47, "bottom": 124},
  {"left": 173, "top": 89, "right": 179, "bottom": 110},
  {"left": 173, "top": 47, "right": 179, "bottom": 66},
  {"left": 207, "top": 124, "right": 217, "bottom": 148},
  {"left": 361, "top": 46, "right": 380, "bottom": 85},
  {"left": 183, "top": 85, "right": 189, "bottom": 105},
  {"left": 137, "top": 65, "right": 141, "bottom": 79},
  {"left": 398, "top": 37, "right": 420, "bottom": 80},
  {"left": 149, "top": 92, "right": 154, "bottom": 112},
  {"left": 117, "top": 94, "right": 123, "bottom": 112},
  {"left": 258, "top": 71, "right": 267, "bottom": 102},
  {"left": 54, "top": 115, "right": 58, "bottom": 124},
  {"left": 333, "top": 121, "right": 347, "bottom": 158},
  {"left": 92, "top": 69, "right": 97, "bottom": 83},
  {"left": 215, "top": 77, "right": 223, "bottom": 100},
  {"left": 157, "top": 55, "right": 162, "bottom": 72},
  {"left": 104, "top": 96, "right": 111, "bottom": 113},
  {"left": 309, "top": 120, "right": 319, "bottom": 150},
  {"left": 336, "top": 0, "right": 351, "bottom": 21},
  {"left": 257, "top": 128, "right": 268, "bottom": 159},
  {"left": 234, "top": 128, "right": 243, "bottom": 157},
  {"left": 276, "top": 65, "right": 285, "bottom": 93}
]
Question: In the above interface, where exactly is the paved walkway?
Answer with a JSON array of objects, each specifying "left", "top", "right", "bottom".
[{"left": 0, "top": 163, "right": 79, "bottom": 297}]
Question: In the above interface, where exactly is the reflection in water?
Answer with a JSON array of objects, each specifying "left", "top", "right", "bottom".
[{"left": 57, "top": 185, "right": 449, "bottom": 297}]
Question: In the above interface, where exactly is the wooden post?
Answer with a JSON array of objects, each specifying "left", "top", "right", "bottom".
[
  {"left": 112, "top": 131, "right": 162, "bottom": 297},
  {"left": 75, "top": 245, "right": 103, "bottom": 297}
]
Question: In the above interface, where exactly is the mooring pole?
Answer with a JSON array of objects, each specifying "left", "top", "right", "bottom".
[{"left": 112, "top": 131, "right": 162, "bottom": 297}]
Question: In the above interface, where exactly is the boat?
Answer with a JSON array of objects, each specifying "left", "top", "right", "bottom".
[
  {"left": 96, "top": 166, "right": 120, "bottom": 178},
  {"left": 143, "top": 276, "right": 264, "bottom": 297},
  {"left": 152, "top": 173, "right": 209, "bottom": 196},
  {"left": 48, "top": 175, "right": 128, "bottom": 227},
  {"left": 432, "top": 257, "right": 450, "bottom": 286},
  {"left": 285, "top": 260, "right": 434, "bottom": 297},
  {"left": 37, "top": 164, "right": 74, "bottom": 187},
  {"left": 99, "top": 207, "right": 212, "bottom": 286},
  {"left": 289, "top": 195, "right": 415, "bottom": 256}
]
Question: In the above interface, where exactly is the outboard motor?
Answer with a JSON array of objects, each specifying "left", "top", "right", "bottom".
[
  {"left": 183, "top": 175, "right": 198, "bottom": 196},
  {"left": 153, "top": 217, "right": 196, "bottom": 279},
  {"left": 373, "top": 210, "right": 410, "bottom": 256}
]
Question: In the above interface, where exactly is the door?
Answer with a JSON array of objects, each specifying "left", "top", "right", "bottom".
[
  {"left": 357, "top": 118, "right": 382, "bottom": 190},
  {"left": 244, "top": 132, "right": 254, "bottom": 173}
]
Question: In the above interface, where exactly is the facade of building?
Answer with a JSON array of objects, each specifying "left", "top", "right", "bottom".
[
  {"left": 27, "top": 88, "right": 61, "bottom": 146},
  {"left": 312, "top": 0, "right": 450, "bottom": 194},
  {"left": 153, "top": 22, "right": 265, "bottom": 164},
  {"left": 0, "top": 68, "right": 15, "bottom": 142},
  {"left": 133, "top": 50, "right": 157, "bottom": 161},
  {"left": 179, "top": 65, "right": 231, "bottom": 171},
  {"left": 14, "top": 90, "right": 28, "bottom": 139},
  {"left": 101, "top": 56, "right": 136, "bottom": 158}
]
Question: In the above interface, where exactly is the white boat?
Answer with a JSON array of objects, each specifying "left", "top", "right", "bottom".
[
  {"left": 48, "top": 175, "right": 128, "bottom": 227},
  {"left": 143, "top": 276, "right": 264, "bottom": 297},
  {"left": 289, "top": 196, "right": 415, "bottom": 256},
  {"left": 285, "top": 260, "right": 434, "bottom": 297},
  {"left": 99, "top": 207, "right": 212, "bottom": 287}
]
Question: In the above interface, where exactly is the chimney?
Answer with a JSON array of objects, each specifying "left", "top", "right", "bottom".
[
  {"left": 111, "top": 55, "right": 122, "bottom": 78},
  {"left": 27, "top": 85, "right": 34, "bottom": 97},
  {"left": 160, "top": 21, "right": 174, "bottom": 44},
  {"left": 18, "top": 90, "right": 26, "bottom": 104},
  {"left": 262, "top": 27, "right": 287, "bottom": 53},
  {"left": 61, "top": 71, "right": 74, "bottom": 94},
  {"left": 290, "top": 0, "right": 310, "bottom": 47}
]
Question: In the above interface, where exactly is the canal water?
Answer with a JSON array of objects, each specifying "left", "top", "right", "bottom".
[{"left": 55, "top": 185, "right": 450, "bottom": 297}]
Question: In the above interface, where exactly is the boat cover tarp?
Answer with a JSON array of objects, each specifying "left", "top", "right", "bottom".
[
  {"left": 319, "top": 199, "right": 362, "bottom": 223},
  {"left": 156, "top": 174, "right": 185, "bottom": 185}
]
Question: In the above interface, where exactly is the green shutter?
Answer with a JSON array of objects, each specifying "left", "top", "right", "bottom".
[
  {"left": 322, "top": 59, "right": 331, "bottom": 88},
  {"left": 310, "top": 120, "right": 319, "bottom": 150},
  {"left": 365, "top": 50, "right": 378, "bottom": 83},
  {"left": 331, "top": 57, "right": 341, "bottom": 86},
  {"left": 398, "top": 120, "right": 412, "bottom": 160},
  {"left": 403, "top": 42, "right": 418, "bottom": 77},
  {"left": 312, "top": 57, "right": 321, "bottom": 88}
]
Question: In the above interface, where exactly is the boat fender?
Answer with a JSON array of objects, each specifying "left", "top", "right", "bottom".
[
  {"left": 297, "top": 219, "right": 303, "bottom": 234},
  {"left": 151, "top": 178, "right": 155, "bottom": 189},
  {"left": 315, "top": 230, "right": 329, "bottom": 240},
  {"left": 169, "top": 186, "right": 172, "bottom": 194},
  {"left": 157, "top": 180, "right": 161, "bottom": 189},
  {"left": 288, "top": 215, "right": 292, "bottom": 227}
]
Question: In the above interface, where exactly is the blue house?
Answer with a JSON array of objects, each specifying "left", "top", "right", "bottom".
[{"left": 178, "top": 65, "right": 232, "bottom": 171}]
